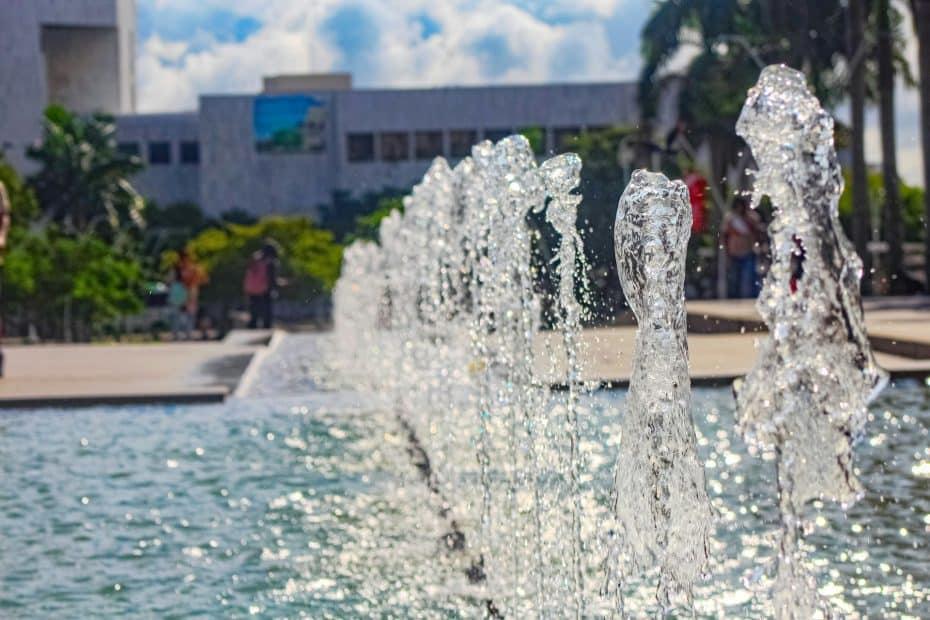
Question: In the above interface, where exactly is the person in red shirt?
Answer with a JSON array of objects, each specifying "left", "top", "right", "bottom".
[
  {"left": 684, "top": 169, "right": 707, "bottom": 234},
  {"left": 243, "top": 241, "right": 281, "bottom": 329}
]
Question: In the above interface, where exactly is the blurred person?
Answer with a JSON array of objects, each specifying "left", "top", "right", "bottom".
[
  {"left": 177, "top": 249, "right": 208, "bottom": 336},
  {"left": 0, "top": 181, "right": 11, "bottom": 376},
  {"left": 167, "top": 265, "right": 191, "bottom": 340},
  {"left": 723, "top": 196, "right": 766, "bottom": 298},
  {"left": 243, "top": 240, "right": 281, "bottom": 329}
]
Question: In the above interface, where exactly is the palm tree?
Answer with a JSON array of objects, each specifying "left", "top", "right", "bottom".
[
  {"left": 27, "top": 105, "right": 144, "bottom": 236},
  {"left": 848, "top": 0, "right": 872, "bottom": 281},
  {"left": 877, "top": 0, "right": 904, "bottom": 292},
  {"left": 638, "top": 1, "right": 920, "bottom": 297},
  {"left": 913, "top": 0, "right": 930, "bottom": 289},
  {"left": 639, "top": 0, "right": 848, "bottom": 296}
]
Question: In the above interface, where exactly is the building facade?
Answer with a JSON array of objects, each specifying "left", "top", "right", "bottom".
[
  {"left": 115, "top": 80, "right": 640, "bottom": 217},
  {"left": 0, "top": 0, "right": 136, "bottom": 170},
  {"left": 0, "top": 1, "right": 641, "bottom": 218}
]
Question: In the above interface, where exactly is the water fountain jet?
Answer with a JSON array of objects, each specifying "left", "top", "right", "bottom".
[
  {"left": 606, "top": 169, "right": 713, "bottom": 614},
  {"left": 734, "top": 64, "right": 889, "bottom": 619}
]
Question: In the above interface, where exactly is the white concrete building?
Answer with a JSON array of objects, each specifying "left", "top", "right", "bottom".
[
  {"left": 0, "top": 0, "right": 136, "bottom": 170},
  {"left": 116, "top": 79, "right": 640, "bottom": 216},
  {"left": 0, "top": 2, "right": 646, "bottom": 218}
]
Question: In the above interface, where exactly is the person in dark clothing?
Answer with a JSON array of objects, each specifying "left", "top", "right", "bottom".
[{"left": 243, "top": 241, "right": 280, "bottom": 329}]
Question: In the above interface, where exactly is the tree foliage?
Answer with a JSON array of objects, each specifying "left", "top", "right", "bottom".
[
  {"left": 27, "top": 105, "right": 144, "bottom": 235},
  {"left": 638, "top": 0, "right": 914, "bottom": 195},
  {"left": 177, "top": 216, "right": 343, "bottom": 307},
  {"left": 319, "top": 188, "right": 407, "bottom": 242},
  {"left": 1, "top": 156, "right": 145, "bottom": 340},
  {"left": 569, "top": 126, "right": 640, "bottom": 319},
  {"left": 2, "top": 228, "right": 144, "bottom": 339},
  {"left": 350, "top": 195, "right": 405, "bottom": 243},
  {"left": 839, "top": 170, "right": 926, "bottom": 243}
]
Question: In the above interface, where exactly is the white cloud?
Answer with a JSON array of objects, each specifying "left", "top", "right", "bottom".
[{"left": 136, "top": 0, "right": 642, "bottom": 112}]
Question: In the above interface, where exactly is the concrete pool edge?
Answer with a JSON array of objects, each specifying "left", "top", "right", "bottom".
[
  {"left": 0, "top": 389, "right": 229, "bottom": 410},
  {"left": 0, "top": 330, "right": 282, "bottom": 410}
]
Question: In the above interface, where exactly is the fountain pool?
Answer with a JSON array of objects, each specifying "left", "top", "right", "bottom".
[{"left": 1, "top": 333, "right": 928, "bottom": 618}]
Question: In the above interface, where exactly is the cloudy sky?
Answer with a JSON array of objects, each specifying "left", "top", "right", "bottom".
[{"left": 136, "top": 0, "right": 924, "bottom": 187}]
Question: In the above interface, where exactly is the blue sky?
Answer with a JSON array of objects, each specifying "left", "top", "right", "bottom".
[
  {"left": 136, "top": 0, "right": 650, "bottom": 110},
  {"left": 135, "top": 0, "right": 924, "bottom": 186}
]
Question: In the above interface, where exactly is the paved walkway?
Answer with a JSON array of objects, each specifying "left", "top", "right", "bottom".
[
  {"left": 537, "top": 327, "right": 930, "bottom": 387},
  {"left": 687, "top": 296, "right": 930, "bottom": 358},
  {"left": 0, "top": 330, "right": 275, "bottom": 409},
  {"left": 535, "top": 297, "right": 930, "bottom": 386},
  {"left": 5, "top": 298, "right": 930, "bottom": 409}
]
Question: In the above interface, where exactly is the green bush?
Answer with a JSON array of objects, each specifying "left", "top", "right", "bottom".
[
  {"left": 838, "top": 171, "right": 926, "bottom": 242},
  {"left": 1, "top": 157, "right": 144, "bottom": 340},
  {"left": 2, "top": 229, "right": 144, "bottom": 339},
  {"left": 176, "top": 216, "right": 343, "bottom": 307}
]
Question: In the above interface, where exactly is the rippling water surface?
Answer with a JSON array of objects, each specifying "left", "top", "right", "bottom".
[{"left": 1, "top": 334, "right": 928, "bottom": 618}]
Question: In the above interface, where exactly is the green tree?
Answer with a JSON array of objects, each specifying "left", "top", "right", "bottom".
[
  {"left": 319, "top": 188, "right": 407, "bottom": 242},
  {"left": 2, "top": 229, "right": 144, "bottom": 340},
  {"left": 1, "top": 157, "right": 144, "bottom": 341},
  {"left": 848, "top": 0, "right": 871, "bottom": 279},
  {"left": 0, "top": 157, "right": 39, "bottom": 225},
  {"left": 639, "top": 1, "right": 852, "bottom": 214},
  {"left": 569, "top": 126, "right": 639, "bottom": 320},
  {"left": 876, "top": 0, "right": 900, "bottom": 287},
  {"left": 839, "top": 170, "right": 926, "bottom": 243},
  {"left": 911, "top": 0, "right": 930, "bottom": 288},
  {"left": 176, "top": 216, "right": 343, "bottom": 327},
  {"left": 27, "top": 105, "right": 144, "bottom": 236},
  {"left": 142, "top": 201, "right": 216, "bottom": 266},
  {"left": 350, "top": 195, "right": 405, "bottom": 243},
  {"left": 638, "top": 0, "right": 918, "bottom": 295}
]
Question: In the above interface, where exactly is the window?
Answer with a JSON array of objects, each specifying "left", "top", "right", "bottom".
[
  {"left": 380, "top": 132, "right": 409, "bottom": 162},
  {"left": 553, "top": 127, "right": 581, "bottom": 153},
  {"left": 347, "top": 133, "right": 375, "bottom": 162},
  {"left": 449, "top": 130, "right": 478, "bottom": 158},
  {"left": 415, "top": 131, "right": 443, "bottom": 160},
  {"left": 148, "top": 141, "right": 172, "bottom": 165},
  {"left": 483, "top": 128, "right": 511, "bottom": 143},
  {"left": 117, "top": 142, "right": 140, "bottom": 157},
  {"left": 180, "top": 141, "right": 200, "bottom": 164}
]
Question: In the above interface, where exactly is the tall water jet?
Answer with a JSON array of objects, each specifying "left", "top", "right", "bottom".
[
  {"left": 465, "top": 136, "right": 550, "bottom": 614},
  {"left": 606, "top": 170, "right": 712, "bottom": 613},
  {"left": 331, "top": 240, "right": 385, "bottom": 386},
  {"left": 540, "top": 153, "right": 591, "bottom": 618},
  {"left": 733, "top": 65, "right": 888, "bottom": 618},
  {"left": 332, "top": 135, "right": 596, "bottom": 615}
]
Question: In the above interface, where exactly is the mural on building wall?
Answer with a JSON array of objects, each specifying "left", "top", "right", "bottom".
[{"left": 254, "top": 95, "right": 326, "bottom": 153}]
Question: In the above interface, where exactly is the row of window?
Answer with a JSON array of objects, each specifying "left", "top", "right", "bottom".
[
  {"left": 117, "top": 127, "right": 601, "bottom": 166},
  {"left": 118, "top": 140, "right": 200, "bottom": 165},
  {"left": 346, "top": 127, "right": 598, "bottom": 163}
]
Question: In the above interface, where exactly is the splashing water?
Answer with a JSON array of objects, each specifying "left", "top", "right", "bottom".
[
  {"left": 733, "top": 65, "right": 889, "bottom": 618},
  {"left": 333, "top": 136, "right": 598, "bottom": 616},
  {"left": 540, "top": 153, "right": 592, "bottom": 618},
  {"left": 329, "top": 80, "right": 901, "bottom": 616},
  {"left": 606, "top": 170, "right": 713, "bottom": 613}
]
